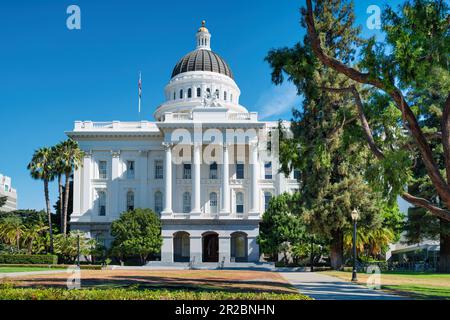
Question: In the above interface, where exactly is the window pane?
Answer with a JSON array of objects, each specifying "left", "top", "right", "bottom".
[
  {"left": 127, "top": 191, "right": 134, "bottom": 211},
  {"left": 197, "top": 88, "right": 201, "bottom": 97},
  {"left": 236, "top": 164, "right": 244, "bottom": 179},
  {"left": 183, "top": 164, "right": 191, "bottom": 179},
  {"left": 264, "top": 192, "right": 272, "bottom": 210},
  {"left": 210, "top": 192, "right": 217, "bottom": 213},
  {"left": 155, "top": 160, "right": 163, "bottom": 179},
  {"left": 99, "top": 161, "right": 107, "bottom": 179},
  {"left": 188, "top": 88, "right": 192, "bottom": 98},
  {"left": 154, "top": 191, "right": 163, "bottom": 215},
  {"left": 127, "top": 161, "right": 135, "bottom": 179},
  {"left": 98, "top": 191, "right": 106, "bottom": 216},
  {"left": 264, "top": 162, "right": 272, "bottom": 180},
  {"left": 209, "top": 162, "right": 217, "bottom": 179}
]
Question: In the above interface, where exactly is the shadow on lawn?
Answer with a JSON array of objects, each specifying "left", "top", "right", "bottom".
[{"left": 12, "top": 275, "right": 297, "bottom": 294}]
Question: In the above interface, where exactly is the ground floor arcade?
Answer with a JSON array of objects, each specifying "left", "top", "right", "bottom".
[{"left": 161, "top": 219, "right": 260, "bottom": 263}]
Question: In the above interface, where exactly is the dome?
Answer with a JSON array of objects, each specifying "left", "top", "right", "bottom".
[{"left": 171, "top": 49, "right": 234, "bottom": 79}]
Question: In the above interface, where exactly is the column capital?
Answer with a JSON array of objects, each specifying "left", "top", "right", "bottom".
[
  {"left": 110, "top": 150, "right": 120, "bottom": 158},
  {"left": 84, "top": 150, "right": 93, "bottom": 158},
  {"left": 162, "top": 142, "right": 173, "bottom": 150}
]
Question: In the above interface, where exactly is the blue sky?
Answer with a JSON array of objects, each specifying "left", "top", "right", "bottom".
[{"left": 0, "top": 0, "right": 403, "bottom": 210}]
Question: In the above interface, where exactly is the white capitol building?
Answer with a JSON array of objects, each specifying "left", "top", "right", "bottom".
[{"left": 67, "top": 22, "right": 299, "bottom": 264}]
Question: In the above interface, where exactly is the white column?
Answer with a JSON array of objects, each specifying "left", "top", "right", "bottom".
[
  {"left": 191, "top": 143, "right": 201, "bottom": 215},
  {"left": 81, "top": 152, "right": 92, "bottom": 214},
  {"left": 139, "top": 150, "right": 148, "bottom": 208},
  {"left": 162, "top": 143, "right": 173, "bottom": 215},
  {"left": 249, "top": 142, "right": 259, "bottom": 216},
  {"left": 220, "top": 144, "right": 230, "bottom": 215},
  {"left": 111, "top": 150, "right": 121, "bottom": 217},
  {"left": 72, "top": 166, "right": 81, "bottom": 217}
]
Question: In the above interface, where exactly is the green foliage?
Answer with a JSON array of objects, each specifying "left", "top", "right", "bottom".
[
  {"left": 258, "top": 193, "right": 307, "bottom": 258},
  {"left": 0, "top": 254, "right": 58, "bottom": 265},
  {"left": 110, "top": 208, "right": 162, "bottom": 264},
  {"left": 53, "top": 231, "right": 97, "bottom": 264},
  {"left": 0, "top": 210, "right": 50, "bottom": 254},
  {"left": 0, "top": 287, "right": 310, "bottom": 300}
]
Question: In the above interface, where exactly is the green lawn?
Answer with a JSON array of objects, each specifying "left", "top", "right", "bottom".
[
  {"left": 322, "top": 271, "right": 450, "bottom": 300},
  {"left": 0, "top": 267, "right": 62, "bottom": 273}
]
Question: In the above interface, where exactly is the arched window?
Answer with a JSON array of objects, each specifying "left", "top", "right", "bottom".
[
  {"left": 264, "top": 192, "right": 273, "bottom": 211},
  {"left": 98, "top": 190, "right": 106, "bottom": 216},
  {"left": 179, "top": 89, "right": 183, "bottom": 99},
  {"left": 209, "top": 162, "right": 218, "bottom": 179},
  {"left": 183, "top": 192, "right": 191, "bottom": 213},
  {"left": 173, "top": 91, "right": 176, "bottom": 100},
  {"left": 236, "top": 192, "right": 244, "bottom": 214},
  {"left": 197, "top": 87, "right": 201, "bottom": 97},
  {"left": 224, "top": 91, "right": 227, "bottom": 101},
  {"left": 215, "top": 89, "right": 219, "bottom": 98},
  {"left": 187, "top": 88, "right": 192, "bottom": 98},
  {"left": 210, "top": 192, "right": 218, "bottom": 214},
  {"left": 127, "top": 191, "right": 134, "bottom": 211},
  {"left": 206, "top": 88, "right": 211, "bottom": 96},
  {"left": 154, "top": 191, "right": 163, "bottom": 215}
]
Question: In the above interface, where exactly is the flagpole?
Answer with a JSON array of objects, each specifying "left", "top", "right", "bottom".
[{"left": 138, "top": 71, "right": 142, "bottom": 120}]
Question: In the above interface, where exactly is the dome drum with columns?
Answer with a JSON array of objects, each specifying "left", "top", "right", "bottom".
[{"left": 154, "top": 21, "right": 247, "bottom": 121}]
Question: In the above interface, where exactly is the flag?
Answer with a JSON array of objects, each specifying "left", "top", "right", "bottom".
[{"left": 138, "top": 72, "right": 142, "bottom": 113}]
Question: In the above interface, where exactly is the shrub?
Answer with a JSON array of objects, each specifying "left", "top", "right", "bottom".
[
  {"left": 110, "top": 208, "right": 162, "bottom": 264},
  {"left": 0, "top": 288, "right": 312, "bottom": 300},
  {"left": 0, "top": 254, "right": 58, "bottom": 265}
]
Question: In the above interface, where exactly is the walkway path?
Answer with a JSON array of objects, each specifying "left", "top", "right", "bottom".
[
  {"left": 0, "top": 270, "right": 68, "bottom": 279},
  {"left": 280, "top": 272, "right": 406, "bottom": 300}
]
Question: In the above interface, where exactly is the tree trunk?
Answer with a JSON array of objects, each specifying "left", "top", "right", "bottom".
[
  {"left": 330, "top": 230, "right": 344, "bottom": 270},
  {"left": 63, "top": 172, "right": 71, "bottom": 235},
  {"left": 44, "top": 180, "right": 54, "bottom": 253},
  {"left": 58, "top": 174, "right": 63, "bottom": 232},
  {"left": 439, "top": 220, "right": 450, "bottom": 273}
]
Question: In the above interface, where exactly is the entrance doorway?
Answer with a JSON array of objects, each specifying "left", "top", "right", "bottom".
[
  {"left": 202, "top": 232, "right": 219, "bottom": 262},
  {"left": 173, "top": 231, "right": 190, "bottom": 262}
]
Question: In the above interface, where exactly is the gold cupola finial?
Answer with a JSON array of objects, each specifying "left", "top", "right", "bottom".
[{"left": 198, "top": 20, "right": 209, "bottom": 33}]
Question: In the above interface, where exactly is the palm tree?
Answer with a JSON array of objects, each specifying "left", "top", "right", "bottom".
[
  {"left": 0, "top": 216, "right": 26, "bottom": 251},
  {"left": 23, "top": 221, "right": 49, "bottom": 254},
  {"left": 59, "top": 139, "right": 84, "bottom": 235},
  {"left": 53, "top": 143, "right": 65, "bottom": 232},
  {"left": 27, "top": 147, "right": 56, "bottom": 253}
]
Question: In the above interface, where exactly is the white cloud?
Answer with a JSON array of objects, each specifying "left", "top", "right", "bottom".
[{"left": 256, "top": 83, "right": 302, "bottom": 120}]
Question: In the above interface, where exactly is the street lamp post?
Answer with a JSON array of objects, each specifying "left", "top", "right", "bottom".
[{"left": 351, "top": 208, "right": 359, "bottom": 282}]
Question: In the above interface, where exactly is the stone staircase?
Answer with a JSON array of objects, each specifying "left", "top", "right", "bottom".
[{"left": 142, "top": 260, "right": 275, "bottom": 271}]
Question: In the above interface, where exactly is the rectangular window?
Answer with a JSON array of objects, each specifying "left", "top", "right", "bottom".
[
  {"left": 155, "top": 160, "right": 163, "bottom": 179},
  {"left": 98, "top": 161, "right": 107, "bottom": 179},
  {"left": 236, "top": 163, "right": 244, "bottom": 179},
  {"left": 183, "top": 164, "right": 191, "bottom": 179},
  {"left": 209, "top": 162, "right": 218, "bottom": 179},
  {"left": 293, "top": 169, "right": 301, "bottom": 180},
  {"left": 126, "top": 161, "right": 135, "bottom": 179},
  {"left": 98, "top": 191, "right": 106, "bottom": 216},
  {"left": 264, "top": 162, "right": 272, "bottom": 180}
]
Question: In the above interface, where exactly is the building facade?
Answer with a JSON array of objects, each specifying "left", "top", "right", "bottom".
[
  {"left": 67, "top": 22, "right": 299, "bottom": 264},
  {"left": 0, "top": 173, "right": 17, "bottom": 212}
]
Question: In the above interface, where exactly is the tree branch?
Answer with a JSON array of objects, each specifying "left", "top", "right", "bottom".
[
  {"left": 306, "top": 0, "right": 450, "bottom": 209},
  {"left": 402, "top": 192, "right": 450, "bottom": 221}
]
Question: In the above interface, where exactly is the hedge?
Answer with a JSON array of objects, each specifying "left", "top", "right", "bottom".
[
  {"left": 0, "top": 263, "right": 102, "bottom": 270},
  {"left": 0, "top": 255, "right": 58, "bottom": 265},
  {"left": 0, "top": 287, "right": 312, "bottom": 300}
]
